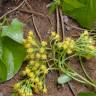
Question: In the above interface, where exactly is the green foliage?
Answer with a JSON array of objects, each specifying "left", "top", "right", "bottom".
[
  {"left": 78, "top": 92, "right": 96, "bottom": 96},
  {"left": 58, "top": 74, "right": 72, "bottom": 84},
  {"left": 13, "top": 31, "right": 48, "bottom": 96},
  {"left": 0, "top": 19, "right": 26, "bottom": 82},
  {"left": 50, "top": 0, "right": 96, "bottom": 29},
  {"left": 48, "top": 31, "right": 96, "bottom": 88}
]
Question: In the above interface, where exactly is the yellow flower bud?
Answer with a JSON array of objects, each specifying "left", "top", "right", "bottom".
[
  {"left": 44, "top": 69, "right": 48, "bottom": 74},
  {"left": 21, "top": 71, "right": 26, "bottom": 76},
  {"left": 41, "top": 41, "right": 47, "bottom": 46},
  {"left": 51, "top": 32, "right": 56, "bottom": 37},
  {"left": 69, "top": 44, "right": 74, "bottom": 49},
  {"left": 27, "top": 48, "right": 34, "bottom": 53},
  {"left": 28, "top": 72, "right": 34, "bottom": 78},
  {"left": 41, "top": 65, "right": 46, "bottom": 70},
  {"left": 67, "top": 49, "right": 72, "bottom": 54},
  {"left": 28, "top": 31, "right": 33, "bottom": 36},
  {"left": 66, "top": 37, "right": 71, "bottom": 42},
  {"left": 83, "top": 30, "right": 89, "bottom": 36},
  {"left": 18, "top": 89, "right": 24, "bottom": 94},
  {"left": 14, "top": 83, "right": 21, "bottom": 90},
  {"left": 35, "top": 62, "right": 40, "bottom": 67},
  {"left": 31, "top": 40, "right": 37, "bottom": 46},
  {"left": 38, "top": 82, "right": 42, "bottom": 87},
  {"left": 57, "top": 42, "right": 62, "bottom": 48},
  {"left": 43, "top": 87, "right": 47, "bottom": 93},
  {"left": 35, "top": 70, "right": 39, "bottom": 75},
  {"left": 62, "top": 43, "right": 67, "bottom": 50},
  {"left": 55, "top": 34, "right": 60, "bottom": 40},
  {"left": 29, "top": 60, "right": 35, "bottom": 64},
  {"left": 30, "top": 54, "right": 35, "bottom": 59},
  {"left": 41, "top": 54, "right": 47, "bottom": 59},
  {"left": 25, "top": 67, "right": 30, "bottom": 74},
  {"left": 40, "top": 47, "right": 45, "bottom": 53},
  {"left": 36, "top": 53, "right": 41, "bottom": 58},
  {"left": 88, "top": 46, "right": 95, "bottom": 50},
  {"left": 24, "top": 43, "right": 31, "bottom": 48},
  {"left": 89, "top": 38, "right": 93, "bottom": 44},
  {"left": 35, "top": 77, "right": 39, "bottom": 83},
  {"left": 27, "top": 36, "right": 32, "bottom": 42}
]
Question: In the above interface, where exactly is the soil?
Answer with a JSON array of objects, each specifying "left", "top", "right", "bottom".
[{"left": 0, "top": 0, "right": 96, "bottom": 96}]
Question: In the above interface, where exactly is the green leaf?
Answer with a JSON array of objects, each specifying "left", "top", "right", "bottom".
[
  {"left": 49, "top": 2, "right": 58, "bottom": 13},
  {"left": 61, "top": 0, "right": 96, "bottom": 29},
  {"left": 61, "top": 0, "right": 84, "bottom": 11},
  {"left": 1, "top": 38, "right": 26, "bottom": 80},
  {"left": 1, "top": 18, "right": 23, "bottom": 44},
  {"left": 58, "top": 74, "right": 72, "bottom": 84},
  {"left": 78, "top": 92, "right": 96, "bottom": 96},
  {"left": 0, "top": 60, "right": 7, "bottom": 82},
  {"left": 0, "top": 19, "right": 26, "bottom": 82}
]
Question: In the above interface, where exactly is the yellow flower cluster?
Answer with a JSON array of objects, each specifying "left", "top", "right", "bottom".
[
  {"left": 61, "top": 38, "right": 75, "bottom": 54},
  {"left": 23, "top": 31, "right": 37, "bottom": 60},
  {"left": 14, "top": 82, "right": 33, "bottom": 96},
  {"left": 50, "top": 31, "right": 96, "bottom": 57},
  {"left": 80, "top": 30, "right": 94, "bottom": 44},
  {"left": 21, "top": 64, "right": 47, "bottom": 94},
  {"left": 76, "top": 30, "right": 96, "bottom": 58},
  {"left": 13, "top": 31, "right": 48, "bottom": 95},
  {"left": 51, "top": 32, "right": 60, "bottom": 41},
  {"left": 51, "top": 32, "right": 75, "bottom": 54}
]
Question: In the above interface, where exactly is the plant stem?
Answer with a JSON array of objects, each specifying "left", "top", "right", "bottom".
[
  {"left": 65, "top": 71, "right": 86, "bottom": 84},
  {"left": 68, "top": 71, "right": 96, "bottom": 88},
  {"left": 79, "top": 56, "right": 94, "bottom": 83},
  {"left": 48, "top": 68, "right": 59, "bottom": 71},
  {"left": 64, "top": 54, "right": 77, "bottom": 61}
]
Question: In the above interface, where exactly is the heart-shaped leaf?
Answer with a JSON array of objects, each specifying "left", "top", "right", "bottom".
[
  {"left": 78, "top": 92, "right": 96, "bottom": 96},
  {"left": 1, "top": 18, "right": 23, "bottom": 44},
  {"left": 0, "top": 19, "right": 26, "bottom": 82},
  {"left": 58, "top": 74, "right": 72, "bottom": 84}
]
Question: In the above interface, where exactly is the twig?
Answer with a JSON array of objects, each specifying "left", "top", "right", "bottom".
[
  {"left": 19, "top": 9, "right": 46, "bottom": 18},
  {"left": 56, "top": 7, "right": 60, "bottom": 34},
  {"left": 68, "top": 82, "right": 76, "bottom": 96},
  {"left": 65, "top": 22, "right": 85, "bottom": 31},
  {"left": 18, "top": 9, "right": 52, "bottom": 26},
  {"left": 23, "top": 15, "right": 32, "bottom": 23},
  {"left": 0, "top": 0, "right": 26, "bottom": 20},
  {"left": 46, "top": 2, "right": 53, "bottom": 8},
  {"left": 24, "top": 0, "right": 32, "bottom": 10},
  {"left": 13, "top": 77, "right": 19, "bottom": 82},
  {"left": 59, "top": 8, "right": 65, "bottom": 40},
  {"left": 31, "top": 14, "right": 42, "bottom": 42}
]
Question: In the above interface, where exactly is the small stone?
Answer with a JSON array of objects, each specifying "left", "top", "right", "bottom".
[{"left": 63, "top": 15, "right": 69, "bottom": 23}]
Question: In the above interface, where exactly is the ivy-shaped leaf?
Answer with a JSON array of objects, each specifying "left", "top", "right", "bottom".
[
  {"left": 1, "top": 18, "right": 24, "bottom": 44},
  {"left": 0, "top": 19, "right": 26, "bottom": 82}
]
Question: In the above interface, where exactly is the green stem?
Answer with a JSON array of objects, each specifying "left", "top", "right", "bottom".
[
  {"left": 48, "top": 68, "right": 59, "bottom": 71},
  {"left": 68, "top": 71, "right": 96, "bottom": 88},
  {"left": 79, "top": 56, "right": 94, "bottom": 83},
  {"left": 66, "top": 72, "right": 86, "bottom": 84},
  {"left": 64, "top": 54, "right": 77, "bottom": 61}
]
